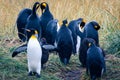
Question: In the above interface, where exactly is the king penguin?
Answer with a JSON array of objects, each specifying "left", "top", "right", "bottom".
[
  {"left": 56, "top": 19, "right": 74, "bottom": 65},
  {"left": 27, "top": 29, "right": 42, "bottom": 78},
  {"left": 45, "top": 19, "right": 58, "bottom": 45},
  {"left": 25, "top": 2, "right": 41, "bottom": 41},
  {"left": 40, "top": 2, "right": 54, "bottom": 38},
  {"left": 16, "top": 8, "right": 32, "bottom": 42},
  {"left": 86, "top": 38, "right": 106, "bottom": 80},
  {"left": 68, "top": 18, "right": 85, "bottom": 54}
]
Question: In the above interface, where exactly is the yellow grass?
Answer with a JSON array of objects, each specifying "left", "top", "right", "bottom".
[{"left": 0, "top": 0, "right": 120, "bottom": 39}]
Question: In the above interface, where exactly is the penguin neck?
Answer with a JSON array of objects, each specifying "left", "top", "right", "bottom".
[
  {"left": 32, "top": 5, "right": 37, "bottom": 15},
  {"left": 43, "top": 6, "right": 51, "bottom": 15},
  {"left": 44, "top": 5, "right": 49, "bottom": 12},
  {"left": 32, "top": 9, "right": 37, "bottom": 15},
  {"left": 62, "top": 24, "right": 67, "bottom": 28},
  {"left": 30, "top": 35, "right": 37, "bottom": 40}
]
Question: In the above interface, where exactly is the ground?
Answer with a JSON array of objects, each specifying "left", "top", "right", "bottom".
[{"left": 0, "top": 38, "right": 120, "bottom": 80}]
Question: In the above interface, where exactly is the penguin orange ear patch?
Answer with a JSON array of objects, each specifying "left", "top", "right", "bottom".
[
  {"left": 88, "top": 43, "right": 91, "bottom": 47},
  {"left": 42, "top": 3, "right": 46, "bottom": 7},
  {"left": 82, "top": 19, "right": 86, "bottom": 23},
  {"left": 65, "top": 23, "right": 68, "bottom": 27},
  {"left": 94, "top": 25, "right": 100, "bottom": 30},
  {"left": 94, "top": 26, "right": 98, "bottom": 29},
  {"left": 59, "top": 21, "right": 62, "bottom": 26}
]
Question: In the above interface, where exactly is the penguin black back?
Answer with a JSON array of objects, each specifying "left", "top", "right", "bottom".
[
  {"left": 56, "top": 19, "right": 74, "bottom": 65},
  {"left": 40, "top": 2, "right": 54, "bottom": 38},
  {"left": 86, "top": 38, "right": 106, "bottom": 80},
  {"left": 16, "top": 8, "right": 32, "bottom": 42},
  {"left": 40, "top": 38, "right": 49, "bottom": 69},
  {"left": 68, "top": 18, "right": 85, "bottom": 54},
  {"left": 79, "top": 38, "right": 91, "bottom": 67},
  {"left": 25, "top": 2, "right": 41, "bottom": 41},
  {"left": 45, "top": 19, "right": 58, "bottom": 45},
  {"left": 83, "top": 21, "right": 100, "bottom": 46}
]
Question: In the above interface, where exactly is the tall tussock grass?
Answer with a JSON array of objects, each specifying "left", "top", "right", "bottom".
[{"left": 0, "top": 0, "right": 120, "bottom": 55}]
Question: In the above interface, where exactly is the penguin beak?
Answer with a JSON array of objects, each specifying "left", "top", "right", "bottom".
[
  {"left": 25, "top": 29, "right": 31, "bottom": 32},
  {"left": 36, "top": 4, "right": 40, "bottom": 10}
]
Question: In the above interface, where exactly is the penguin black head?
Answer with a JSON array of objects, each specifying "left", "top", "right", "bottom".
[
  {"left": 62, "top": 19, "right": 68, "bottom": 26},
  {"left": 40, "top": 38, "right": 47, "bottom": 45},
  {"left": 32, "top": 2, "right": 40, "bottom": 14},
  {"left": 40, "top": 2, "right": 48, "bottom": 13},
  {"left": 87, "top": 38, "right": 96, "bottom": 47},
  {"left": 77, "top": 18, "right": 86, "bottom": 29},
  {"left": 25, "top": 29, "right": 38, "bottom": 38},
  {"left": 91, "top": 20, "right": 100, "bottom": 30}
]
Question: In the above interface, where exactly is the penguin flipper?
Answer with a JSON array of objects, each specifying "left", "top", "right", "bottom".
[
  {"left": 12, "top": 44, "right": 27, "bottom": 57},
  {"left": 42, "top": 44, "right": 57, "bottom": 52}
]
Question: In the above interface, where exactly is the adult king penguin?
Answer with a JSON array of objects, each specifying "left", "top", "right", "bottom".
[
  {"left": 25, "top": 2, "right": 41, "bottom": 41},
  {"left": 83, "top": 21, "right": 100, "bottom": 46},
  {"left": 68, "top": 18, "right": 85, "bottom": 54},
  {"left": 86, "top": 38, "right": 106, "bottom": 80},
  {"left": 27, "top": 29, "right": 42, "bottom": 78},
  {"left": 40, "top": 2, "right": 54, "bottom": 38},
  {"left": 56, "top": 19, "right": 74, "bottom": 65},
  {"left": 45, "top": 19, "right": 58, "bottom": 45},
  {"left": 16, "top": 8, "right": 32, "bottom": 42},
  {"left": 79, "top": 20, "right": 101, "bottom": 67}
]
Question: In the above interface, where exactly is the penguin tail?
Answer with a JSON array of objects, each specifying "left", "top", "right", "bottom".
[
  {"left": 91, "top": 75, "right": 96, "bottom": 80},
  {"left": 64, "top": 58, "right": 68, "bottom": 65}
]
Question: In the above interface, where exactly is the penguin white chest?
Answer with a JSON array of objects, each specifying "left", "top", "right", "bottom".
[{"left": 27, "top": 37, "right": 42, "bottom": 74}]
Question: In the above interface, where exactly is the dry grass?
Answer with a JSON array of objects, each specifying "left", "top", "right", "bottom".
[{"left": 0, "top": 0, "right": 120, "bottom": 37}]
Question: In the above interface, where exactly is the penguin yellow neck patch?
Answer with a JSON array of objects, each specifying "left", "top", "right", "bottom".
[{"left": 31, "top": 35, "right": 37, "bottom": 39}]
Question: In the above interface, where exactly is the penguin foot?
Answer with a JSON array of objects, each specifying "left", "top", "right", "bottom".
[
  {"left": 36, "top": 73, "right": 41, "bottom": 78},
  {"left": 41, "top": 65, "right": 46, "bottom": 70},
  {"left": 28, "top": 71, "right": 33, "bottom": 76}
]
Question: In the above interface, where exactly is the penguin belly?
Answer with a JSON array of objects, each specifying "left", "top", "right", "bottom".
[
  {"left": 27, "top": 38, "right": 42, "bottom": 75},
  {"left": 76, "top": 36, "right": 81, "bottom": 54}
]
